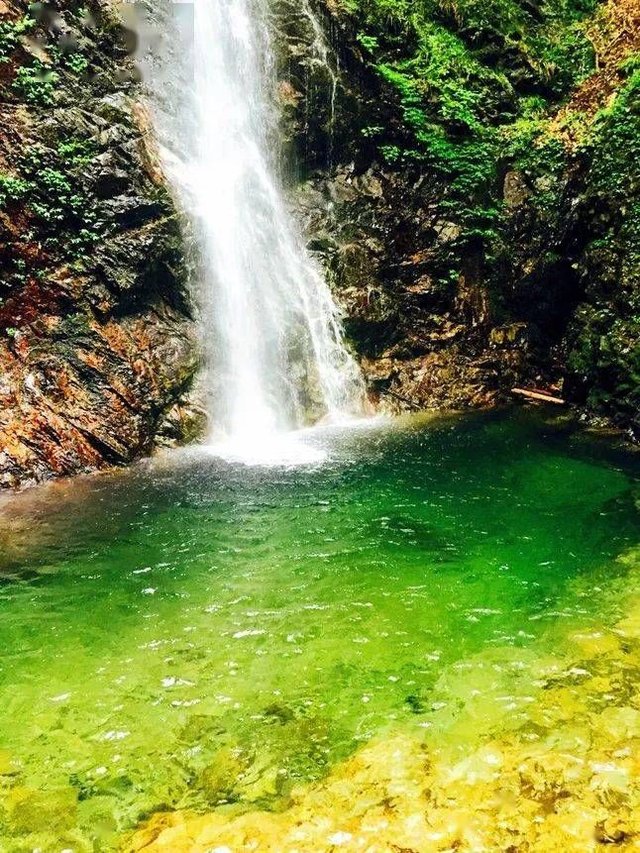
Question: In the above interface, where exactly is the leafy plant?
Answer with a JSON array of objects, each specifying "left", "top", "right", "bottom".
[
  {"left": 0, "top": 15, "right": 35, "bottom": 61},
  {"left": 12, "top": 61, "right": 58, "bottom": 105},
  {"left": 0, "top": 174, "right": 32, "bottom": 207},
  {"left": 65, "top": 51, "right": 89, "bottom": 74}
]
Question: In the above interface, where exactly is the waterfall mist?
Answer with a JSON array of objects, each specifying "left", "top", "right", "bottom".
[{"left": 141, "top": 0, "right": 366, "bottom": 459}]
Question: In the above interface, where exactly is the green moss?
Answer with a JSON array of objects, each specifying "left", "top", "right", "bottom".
[
  {"left": 341, "top": 0, "right": 601, "bottom": 262},
  {"left": 579, "top": 66, "right": 640, "bottom": 295},
  {"left": 555, "top": 63, "right": 640, "bottom": 425},
  {"left": 583, "top": 66, "right": 640, "bottom": 229}
]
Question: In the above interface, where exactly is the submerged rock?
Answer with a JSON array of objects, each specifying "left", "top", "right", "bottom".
[
  {"left": 5, "top": 785, "right": 77, "bottom": 835},
  {"left": 124, "top": 707, "right": 640, "bottom": 852},
  {"left": 198, "top": 746, "right": 251, "bottom": 805},
  {"left": 124, "top": 548, "right": 640, "bottom": 852}
]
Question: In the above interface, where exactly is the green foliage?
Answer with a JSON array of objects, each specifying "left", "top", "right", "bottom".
[
  {"left": 0, "top": 174, "right": 32, "bottom": 207},
  {"left": 0, "top": 4, "right": 118, "bottom": 298},
  {"left": 0, "top": 15, "right": 35, "bottom": 61},
  {"left": 57, "top": 138, "right": 96, "bottom": 166},
  {"left": 526, "top": 23, "right": 596, "bottom": 95},
  {"left": 2, "top": 143, "right": 101, "bottom": 264},
  {"left": 567, "top": 309, "right": 640, "bottom": 419},
  {"left": 578, "top": 65, "right": 640, "bottom": 294},
  {"left": 379, "top": 144, "right": 403, "bottom": 163},
  {"left": 5, "top": 5, "right": 98, "bottom": 108},
  {"left": 585, "top": 68, "right": 640, "bottom": 204},
  {"left": 559, "top": 65, "right": 640, "bottom": 422},
  {"left": 12, "top": 61, "right": 58, "bottom": 105},
  {"left": 501, "top": 110, "right": 568, "bottom": 214},
  {"left": 341, "top": 0, "right": 639, "bottom": 428},
  {"left": 38, "top": 168, "right": 73, "bottom": 196},
  {"left": 29, "top": 162, "right": 93, "bottom": 232},
  {"left": 356, "top": 32, "right": 379, "bottom": 52},
  {"left": 340, "top": 0, "right": 602, "bottom": 263},
  {"left": 64, "top": 51, "right": 90, "bottom": 74}
]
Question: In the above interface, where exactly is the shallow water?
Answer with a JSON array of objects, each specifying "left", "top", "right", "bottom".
[{"left": 0, "top": 411, "right": 638, "bottom": 850}]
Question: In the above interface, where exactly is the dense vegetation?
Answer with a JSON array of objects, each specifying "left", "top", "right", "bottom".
[
  {"left": 341, "top": 0, "right": 597, "bottom": 239},
  {"left": 333, "top": 0, "right": 640, "bottom": 433}
]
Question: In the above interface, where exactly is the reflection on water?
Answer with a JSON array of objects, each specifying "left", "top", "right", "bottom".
[{"left": 0, "top": 410, "right": 638, "bottom": 850}]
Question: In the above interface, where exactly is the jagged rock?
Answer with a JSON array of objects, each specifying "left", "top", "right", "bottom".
[
  {"left": 0, "top": 0, "right": 202, "bottom": 488},
  {"left": 279, "top": 0, "right": 640, "bottom": 429}
]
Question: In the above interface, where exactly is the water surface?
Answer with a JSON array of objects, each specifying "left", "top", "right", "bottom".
[{"left": 0, "top": 410, "right": 638, "bottom": 850}]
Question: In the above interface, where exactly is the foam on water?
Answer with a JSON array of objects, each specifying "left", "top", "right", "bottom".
[
  {"left": 206, "top": 415, "right": 387, "bottom": 467},
  {"left": 211, "top": 431, "right": 329, "bottom": 467}
]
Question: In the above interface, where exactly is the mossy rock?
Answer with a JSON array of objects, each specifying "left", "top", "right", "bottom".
[
  {"left": 197, "top": 746, "right": 251, "bottom": 804},
  {"left": 5, "top": 785, "right": 78, "bottom": 835}
]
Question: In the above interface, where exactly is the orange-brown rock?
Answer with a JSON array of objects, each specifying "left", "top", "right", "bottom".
[{"left": 0, "top": 0, "right": 203, "bottom": 488}]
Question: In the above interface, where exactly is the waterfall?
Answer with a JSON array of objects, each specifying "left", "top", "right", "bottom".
[{"left": 143, "top": 0, "right": 365, "bottom": 457}]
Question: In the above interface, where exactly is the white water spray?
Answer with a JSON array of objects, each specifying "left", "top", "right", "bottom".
[{"left": 145, "top": 0, "right": 365, "bottom": 458}]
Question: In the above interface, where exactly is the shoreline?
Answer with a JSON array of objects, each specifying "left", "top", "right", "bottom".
[{"left": 0, "top": 403, "right": 637, "bottom": 500}]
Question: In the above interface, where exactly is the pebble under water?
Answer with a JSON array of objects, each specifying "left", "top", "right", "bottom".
[{"left": 0, "top": 410, "right": 639, "bottom": 851}]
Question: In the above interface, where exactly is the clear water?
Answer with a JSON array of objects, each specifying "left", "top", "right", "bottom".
[{"left": 0, "top": 412, "right": 638, "bottom": 850}]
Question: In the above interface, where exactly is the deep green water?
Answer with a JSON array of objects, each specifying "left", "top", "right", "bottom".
[{"left": 0, "top": 411, "right": 638, "bottom": 850}]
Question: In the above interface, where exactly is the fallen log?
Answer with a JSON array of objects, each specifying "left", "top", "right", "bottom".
[
  {"left": 381, "top": 387, "right": 423, "bottom": 410},
  {"left": 512, "top": 387, "right": 566, "bottom": 405}
]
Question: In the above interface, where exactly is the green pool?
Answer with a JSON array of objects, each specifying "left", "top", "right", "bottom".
[{"left": 0, "top": 410, "right": 638, "bottom": 851}]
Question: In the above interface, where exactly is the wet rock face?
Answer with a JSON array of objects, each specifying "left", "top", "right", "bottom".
[
  {"left": 277, "top": 0, "right": 639, "bottom": 429},
  {"left": 272, "top": 0, "right": 382, "bottom": 177},
  {"left": 274, "top": 0, "right": 531, "bottom": 414},
  {"left": 0, "top": 0, "right": 202, "bottom": 488},
  {"left": 294, "top": 163, "right": 531, "bottom": 412}
]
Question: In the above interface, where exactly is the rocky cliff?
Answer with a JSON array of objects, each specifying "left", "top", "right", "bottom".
[
  {"left": 0, "top": 0, "right": 638, "bottom": 489},
  {"left": 0, "top": 0, "right": 201, "bottom": 488},
  {"left": 280, "top": 0, "right": 640, "bottom": 435}
]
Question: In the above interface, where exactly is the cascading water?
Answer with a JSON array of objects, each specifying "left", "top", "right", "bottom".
[{"left": 144, "top": 0, "right": 365, "bottom": 458}]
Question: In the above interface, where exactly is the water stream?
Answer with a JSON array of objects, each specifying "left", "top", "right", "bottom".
[{"left": 145, "top": 0, "right": 364, "bottom": 458}]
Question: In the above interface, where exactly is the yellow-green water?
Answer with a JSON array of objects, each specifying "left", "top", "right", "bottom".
[{"left": 0, "top": 411, "right": 638, "bottom": 851}]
